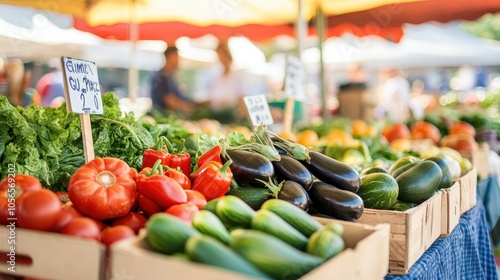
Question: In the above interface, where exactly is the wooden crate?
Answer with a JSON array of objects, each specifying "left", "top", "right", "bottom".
[
  {"left": 458, "top": 168, "right": 478, "bottom": 214},
  {"left": 467, "top": 143, "right": 489, "bottom": 180},
  {"left": 440, "top": 181, "right": 461, "bottom": 237},
  {"left": 356, "top": 192, "right": 442, "bottom": 275},
  {"left": 0, "top": 227, "right": 105, "bottom": 280},
  {"left": 110, "top": 220, "right": 390, "bottom": 280}
]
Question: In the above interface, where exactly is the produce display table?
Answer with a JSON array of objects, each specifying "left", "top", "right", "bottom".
[
  {"left": 477, "top": 175, "right": 500, "bottom": 231},
  {"left": 385, "top": 197, "right": 498, "bottom": 280}
]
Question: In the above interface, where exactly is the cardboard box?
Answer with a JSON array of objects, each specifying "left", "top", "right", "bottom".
[
  {"left": 439, "top": 181, "right": 461, "bottom": 237},
  {"left": 458, "top": 168, "right": 478, "bottom": 214},
  {"left": 110, "top": 220, "right": 390, "bottom": 280},
  {"left": 0, "top": 227, "right": 105, "bottom": 280},
  {"left": 468, "top": 143, "right": 489, "bottom": 180},
  {"left": 356, "top": 192, "right": 442, "bottom": 275}
]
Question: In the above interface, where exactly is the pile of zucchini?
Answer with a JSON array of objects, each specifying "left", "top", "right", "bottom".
[
  {"left": 147, "top": 197, "right": 345, "bottom": 279},
  {"left": 223, "top": 126, "right": 365, "bottom": 222}
]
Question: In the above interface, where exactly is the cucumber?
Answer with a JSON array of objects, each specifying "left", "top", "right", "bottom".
[
  {"left": 307, "top": 227, "right": 345, "bottom": 259},
  {"left": 230, "top": 229, "right": 324, "bottom": 279},
  {"left": 215, "top": 195, "right": 256, "bottom": 228},
  {"left": 251, "top": 209, "right": 308, "bottom": 250},
  {"left": 185, "top": 235, "right": 271, "bottom": 279},
  {"left": 227, "top": 184, "right": 273, "bottom": 210},
  {"left": 388, "top": 156, "right": 421, "bottom": 175},
  {"left": 324, "top": 222, "right": 344, "bottom": 236},
  {"left": 425, "top": 155, "right": 453, "bottom": 189},
  {"left": 357, "top": 173, "right": 399, "bottom": 210},
  {"left": 146, "top": 213, "right": 199, "bottom": 255},
  {"left": 396, "top": 161, "right": 442, "bottom": 204},
  {"left": 390, "top": 200, "right": 416, "bottom": 211},
  {"left": 192, "top": 210, "right": 232, "bottom": 245},
  {"left": 261, "top": 199, "right": 322, "bottom": 237}
]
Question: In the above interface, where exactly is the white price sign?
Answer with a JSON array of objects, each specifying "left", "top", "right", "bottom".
[
  {"left": 243, "top": 94, "right": 274, "bottom": 127},
  {"left": 62, "top": 56, "right": 103, "bottom": 114},
  {"left": 284, "top": 55, "right": 306, "bottom": 101}
]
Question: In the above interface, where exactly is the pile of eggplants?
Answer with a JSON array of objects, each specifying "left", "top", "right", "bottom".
[{"left": 221, "top": 126, "right": 364, "bottom": 221}]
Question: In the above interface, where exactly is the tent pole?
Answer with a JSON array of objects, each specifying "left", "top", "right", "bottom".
[
  {"left": 128, "top": 0, "right": 138, "bottom": 101},
  {"left": 316, "top": 5, "right": 327, "bottom": 121}
]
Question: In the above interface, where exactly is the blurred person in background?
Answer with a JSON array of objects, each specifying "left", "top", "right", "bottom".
[
  {"left": 1, "top": 57, "right": 25, "bottom": 107},
  {"left": 150, "top": 46, "right": 201, "bottom": 113},
  {"left": 36, "top": 58, "right": 65, "bottom": 107},
  {"left": 205, "top": 41, "right": 248, "bottom": 122},
  {"left": 375, "top": 67, "right": 411, "bottom": 122}
]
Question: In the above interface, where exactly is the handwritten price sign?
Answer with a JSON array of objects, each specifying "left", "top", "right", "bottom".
[
  {"left": 62, "top": 57, "right": 103, "bottom": 114},
  {"left": 284, "top": 55, "right": 306, "bottom": 101},
  {"left": 243, "top": 94, "right": 274, "bottom": 127}
]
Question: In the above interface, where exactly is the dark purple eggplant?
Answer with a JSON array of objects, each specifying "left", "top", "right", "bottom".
[
  {"left": 302, "top": 151, "right": 361, "bottom": 193},
  {"left": 275, "top": 180, "right": 311, "bottom": 211},
  {"left": 222, "top": 149, "right": 275, "bottom": 188},
  {"left": 273, "top": 154, "right": 314, "bottom": 191},
  {"left": 308, "top": 180, "right": 364, "bottom": 222}
]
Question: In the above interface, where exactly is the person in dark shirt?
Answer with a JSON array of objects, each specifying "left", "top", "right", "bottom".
[{"left": 150, "top": 46, "right": 198, "bottom": 112}]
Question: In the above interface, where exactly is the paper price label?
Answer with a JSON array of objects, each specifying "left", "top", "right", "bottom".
[
  {"left": 62, "top": 56, "right": 103, "bottom": 114},
  {"left": 284, "top": 55, "right": 306, "bottom": 101},
  {"left": 243, "top": 94, "right": 274, "bottom": 127}
]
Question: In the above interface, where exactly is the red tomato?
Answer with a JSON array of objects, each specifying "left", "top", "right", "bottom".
[
  {"left": 55, "top": 191, "right": 71, "bottom": 205},
  {"left": 91, "top": 218, "right": 110, "bottom": 232},
  {"left": 68, "top": 158, "right": 137, "bottom": 220},
  {"left": 61, "top": 217, "right": 101, "bottom": 241},
  {"left": 441, "top": 134, "right": 478, "bottom": 155},
  {"left": 100, "top": 225, "right": 136, "bottom": 248},
  {"left": 450, "top": 121, "right": 476, "bottom": 137},
  {"left": 52, "top": 204, "right": 84, "bottom": 232},
  {"left": 138, "top": 195, "right": 162, "bottom": 217},
  {"left": 382, "top": 123, "right": 411, "bottom": 143},
  {"left": 185, "top": 190, "right": 207, "bottom": 210},
  {"left": 165, "top": 203, "right": 199, "bottom": 226},
  {"left": 111, "top": 212, "right": 147, "bottom": 234},
  {"left": 411, "top": 121, "right": 441, "bottom": 144},
  {"left": 17, "top": 189, "right": 62, "bottom": 231},
  {"left": 0, "top": 174, "right": 42, "bottom": 225}
]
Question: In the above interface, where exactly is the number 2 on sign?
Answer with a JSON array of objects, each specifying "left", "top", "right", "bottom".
[{"left": 80, "top": 90, "right": 90, "bottom": 111}]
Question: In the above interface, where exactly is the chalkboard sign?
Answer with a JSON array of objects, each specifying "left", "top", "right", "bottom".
[
  {"left": 243, "top": 94, "right": 274, "bottom": 127},
  {"left": 61, "top": 56, "right": 103, "bottom": 114}
]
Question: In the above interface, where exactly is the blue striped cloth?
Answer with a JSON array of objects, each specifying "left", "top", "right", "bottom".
[{"left": 385, "top": 197, "right": 498, "bottom": 280}]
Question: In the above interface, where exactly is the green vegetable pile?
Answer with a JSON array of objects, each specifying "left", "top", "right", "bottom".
[{"left": 0, "top": 93, "right": 153, "bottom": 191}]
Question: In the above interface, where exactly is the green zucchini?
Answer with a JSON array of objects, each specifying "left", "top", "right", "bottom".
[
  {"left": 425, "top": 155, "right": 453, "bottom": 189},
  {"left": 360, "top": 166, "right": 389, "bottom": 175},
  {"left": 261, "top": 199, "right": 322, "bottom": 237},
  {"left": 227, "top": 183, "right": 273, "bottom": 210},
  {"left": 185, "top": 235, "right": 271, "bottom": 279},
  {"left": 388, "top": 156, "right": 421, "bottom": 175},
  {"left": 230, "top": 229, "right": 324, "bottom": 279},
  {"left": 324, "top": 222, "right": 344, "bottom": 236},
  {"left": 202, "top": 197, "right": 221, "bottom": 214},
  {"left": 390, "top": 200, "right": 416, "bottom": 211},
  {"left": 307, "top": 227, "right": 345, "bottom": 259},
  {"left": 146, "top": 213, "right": 199, "bottom": 255},
  {"left": 215, "top": 195, "right": 256, "bottom": 228},
  {"left": 396, "top": 161, "right": 442, "bottom": 204},
  {"left": 192, "top": 210, "right": 232, "bottom": 245},
  {"left": 357, "top": 173, "right": 399, "bottom": 209},
  {"left": 390, "top": 161, "right": 420, "bottom": 179},
  {"left": 251, "top": 209, "right": 308, "bottom": 250}
]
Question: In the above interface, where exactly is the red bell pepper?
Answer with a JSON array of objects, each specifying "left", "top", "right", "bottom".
[
  {"left": 191, "top": 160, "right": 233, "bottom": 201},
  {"left": 138, "top": 195, "right": 163, "bottom": 217},
  {"left": 197, "top": 145, "right": 223, "bottom": 167},
  {"left": 141, "top": 136, "right": 171, "bottom": 170},
  {"left": 136, "top": 160, "right": 187, "bottom": 209},
  {"left": 185, "top": 190, "right": 207, "bottom": 210},
  {"left": 164, "top": 138, "right": 192, "bottom": 177},
  {"left": 164, "top": 166, "right": 191, "bottom": 190}
]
